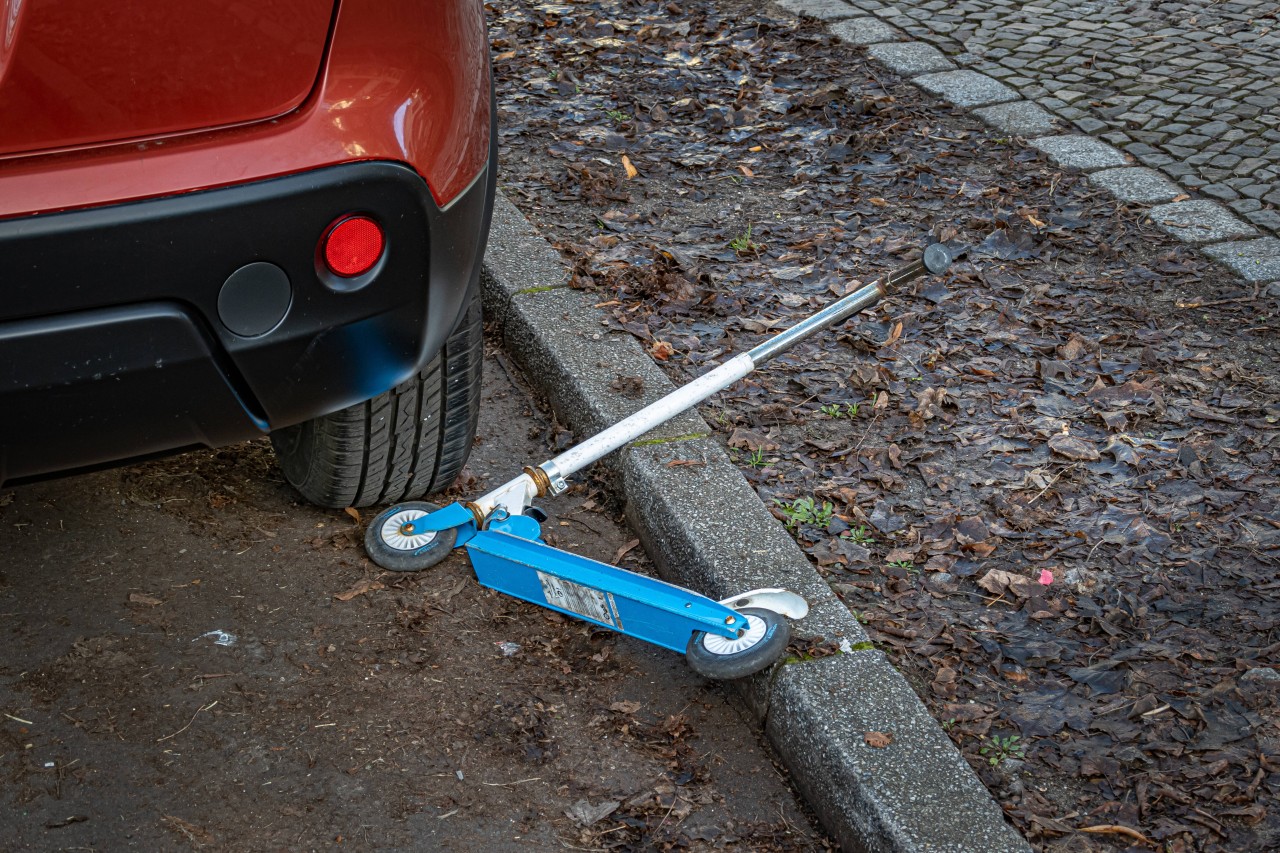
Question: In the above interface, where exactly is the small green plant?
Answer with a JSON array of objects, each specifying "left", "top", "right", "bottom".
[
  {"left": 605, "top": 108, "right": 630, "bottom": 123},
  {"left": 888, "top": 559, "right": 915, "bottom": 571},
  {"left": 820, "top": 402, "right": 861, "bottom": 419},
  {"left": 843, "top": 526, "right": 875, "bottom": 545},
  {"left": 729, "top": 224, "right": 763, "bottom": 255},
  {"left": 746, "top": 447, "right": 768, "bottom": 468},
  {"left": 773, "top": 496, "right": 834, "bottom": 531},
  {"left": 980, "top": 735, "right": 1025, "bottom": 767},
  {"left": 941, "top": 718, "right": 957, "bottom": 732}
]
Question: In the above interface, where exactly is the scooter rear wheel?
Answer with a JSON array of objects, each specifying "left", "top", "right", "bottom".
[
  {"left": 364, "top": 502, "right": 457, "bottom": 572},
  {"left": 685, "top": 607, "right": 789, "bottom": 680}
]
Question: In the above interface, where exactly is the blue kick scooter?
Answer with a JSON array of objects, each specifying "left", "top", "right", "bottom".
[{"left": 364, "top": 246, "right": 954, "bottom": 679}]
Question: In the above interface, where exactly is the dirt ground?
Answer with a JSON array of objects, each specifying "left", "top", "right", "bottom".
[{"left": 0, "top": 345, "right": 831, "bottom": 852}]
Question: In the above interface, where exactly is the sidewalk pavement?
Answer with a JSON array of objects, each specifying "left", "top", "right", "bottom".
[{"left": 779, "top": 0, "right": 1280, "bottom": 285}]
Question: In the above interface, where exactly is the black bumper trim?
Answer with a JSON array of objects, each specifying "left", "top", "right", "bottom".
[{"left": 0, "top": 160, "right": 493, "bottom": 486}]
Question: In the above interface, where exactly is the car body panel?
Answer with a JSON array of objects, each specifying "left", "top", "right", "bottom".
[
  {"left": 0, "top": 0, "right": 490, "bottom": 215},
  {"left": 0, "top": 0, "right": 334, "bottom": 157}
]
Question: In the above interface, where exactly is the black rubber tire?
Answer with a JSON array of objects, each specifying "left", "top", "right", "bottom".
[
  {"left": 270, "top": 286, "right": 484, "bottom": 508},
  {"left": 364, "top": 501, "right": 458, "bottom": 572},
  {"left": 685, "top": 608, "right": 791, "bottom": 680}
]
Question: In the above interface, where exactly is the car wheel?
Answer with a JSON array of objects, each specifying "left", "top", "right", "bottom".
[{"left": 270, "top": 287, "right": 483, "bottom": 508}]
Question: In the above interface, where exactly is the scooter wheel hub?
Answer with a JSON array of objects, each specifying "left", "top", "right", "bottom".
[
  {"left": 380, "top": 509, "right": 439, "bottom": 551},
  {"left": 699, "top": 613, "right": 767, "bottom": 655}
]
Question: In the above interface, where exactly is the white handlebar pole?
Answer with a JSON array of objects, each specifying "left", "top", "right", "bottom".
[{"left": 474, "top": 248, "right": 953, "bottom": 516}]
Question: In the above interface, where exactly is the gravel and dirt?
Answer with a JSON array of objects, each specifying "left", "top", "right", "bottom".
[
  {"left": 487, "top": 0, "right": 1280, "bottom": 850},
  {"left": 0, "top": 347, "right": 830, "bottom": 851}
]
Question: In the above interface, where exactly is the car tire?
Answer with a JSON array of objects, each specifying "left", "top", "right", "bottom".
[{"left": 270, "top": 287, "right": 484, "bottom": 508}]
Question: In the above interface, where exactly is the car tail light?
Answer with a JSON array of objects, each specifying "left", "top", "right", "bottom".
[{"left": 323, "top": 216, "right": 384, "bottom": 277}]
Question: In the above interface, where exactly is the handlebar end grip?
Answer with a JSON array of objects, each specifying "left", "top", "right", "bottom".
[{"left": 923, "top": 244, "right": 953, "bottom": 275}]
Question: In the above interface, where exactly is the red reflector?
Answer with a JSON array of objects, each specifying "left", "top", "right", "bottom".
[{"left": 323, "top": 217, "right": 384, "bottom": 277}]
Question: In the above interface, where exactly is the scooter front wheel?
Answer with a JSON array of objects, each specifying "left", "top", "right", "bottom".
[
  {"left": 364, "top": 502, "right": 457, "bottom": 572},
  {"left": 685, "top": 607, "right": 790, "bottom": 680}
]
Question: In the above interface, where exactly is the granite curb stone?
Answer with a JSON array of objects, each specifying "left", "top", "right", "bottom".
[
  {"left": 831, "top": 17, "right": 903, "bottom": 46},
  {"left": 1029, "top": 135, "right": 1129, "bottom": 172},
  {"left": 770, "top": 652, "right": 1031, "bottom": 853},
  {"left": 866, "top": 42, "right": 956, "bottom": 76},
  {"left": 1086, "top": 167, "right": 1184, "bottom": 204},
  {"left": 1202, "top": 238, "right": 1280, "bottom": 283},
  {"left": 481, "top": 191, "right": 1031, "bottom": 853},
  {"left": 971, "top": 101, "right": 1059, "bottom": 137},
  {"left": 1146, "top": 199, "right": 1258, "bottom": 244},
  {"left": 776, "top": 0, "right": 859, "bottom": 20},
  {"left": 913, "top": 70, "right": 1019, "bottom": 109}
]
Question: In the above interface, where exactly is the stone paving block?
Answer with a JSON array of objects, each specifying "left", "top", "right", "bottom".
[
  {"left": 830, "top": 16, "right": 903, "bottom": 45},
  {"left": 972, "top": 100, "right": 1059, "bottom": 136},
  {"left": 866, "top": 41, "right": 956, "bottom": 76},
  {"left": 1029, "top": 135, "right": 1129, "bottom": 172},
  {"left": 1147, "top": 199, "right": 1258, "bottom": 244},
  {"left": 775, "top": 0, "right": 858, "bottom": 20},
  {"left": 1087, "top": 167, "right": 1184, "bottom": 204},
  {"left": 913, "top": 69, "right": 1019, "bottom": 108},
  {"left": 1204, "top": 237, "right": 1280, "bottom": 282},
  {"left": 1245, "top": 208, "right": 1280, "bottom": 233}
]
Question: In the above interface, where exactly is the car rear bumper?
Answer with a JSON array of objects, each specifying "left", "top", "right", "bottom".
[{"left": 0, "top": 160, "right": 492, "bottom": 486}]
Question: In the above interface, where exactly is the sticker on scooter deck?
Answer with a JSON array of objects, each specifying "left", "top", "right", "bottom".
[{"left": 537, "top": 571, "right": 618, "bottom": 628}]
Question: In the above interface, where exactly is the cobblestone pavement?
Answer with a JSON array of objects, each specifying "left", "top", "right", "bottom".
[
  {"left": 825, "top": 0, "right": 1280, "bottom": 235},
  {"left": 776, "top": 0, "right": 1280, "bottom": 281}
]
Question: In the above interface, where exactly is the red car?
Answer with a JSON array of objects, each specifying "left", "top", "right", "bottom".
[{"left": 0, "top": 0, "right": 495, "bottom": 507}]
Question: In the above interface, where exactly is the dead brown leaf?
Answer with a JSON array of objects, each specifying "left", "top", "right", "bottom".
[
  {"left": 613, "top": 538, "right": 641, "bottom": 564},
  {"left": 648, "top": 340, "right": 675, "bottom": 360},
  {"left": 334, "top": 578, "right": 385, "bottom": 602},
  {"left": 863, "top": 730, "right": 894, "bottom": 748},
  {"left": 977, "top": 569, "right": 1038, "bottom": 600},
  {"left": 1047, "top": 433, "right": 1100, "bottom": 461}
]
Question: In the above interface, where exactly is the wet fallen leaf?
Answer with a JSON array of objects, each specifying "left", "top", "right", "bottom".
[
  {"left": 128, "top": 592, "right": 163, "bottom": 607},
  {"left": 1079, "top": 824, "right": 1152, "bottom": 844},
  {"left": 648, "top": 340, "right": 675, "bottom": 360},
  {"left": 883, "top": 320, "right": 903, "bottom": 348},
  {"left": 613, "top": 538, "right": 641, "bottom": 564},
  {"left": 977, "top": 569, "right": 1038, "bottom": 599},
  {"left": 1047, "top": 433, "right": 1100, "bottom": 461},
  {"left": 565, "top": 798, "right": 620, "bottom": 826},
  {"left": 863, "top": 731, "right": 894, "bottom": 748},
  {"left": 622, "top": 154, "right": 638, "bottom": 179}
]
